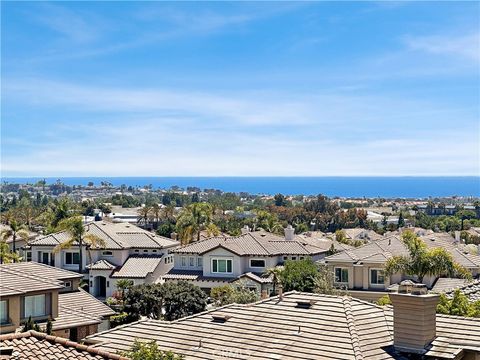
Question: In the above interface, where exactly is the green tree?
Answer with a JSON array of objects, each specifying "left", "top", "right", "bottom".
[
  {"left": 385, "top": 231, "right": 471, "bottom": 283},
  {"left": 314, "top": 264, "right": 347, "bottom": 296},
  {"left": 210, "top": 283, "right": 258, "bottom": 306},
  {"left": 162, "top": 281, "right": 207, "bottom": 321},
  {"left": 437, "top": 290, "right": 480, "bottom": 318},
  {"left": 397, "top": 212, "right": 405, "bottom": 228},
  {"left": 279, "top": 259, "right": 319, "bottom": 292},
  {"left": 45, "top": 318, "right": 53, "bottom": 335},
  {"left": 335, "top": 230, "right": 347, "bottom": 244},
  {"left": 0, "top": 219, "right": 30, "bottom": 254},
  {"left": 53, "top": 217, "right": 106, "bottom": 273},
  {"left": 263, "top": 267, "right": 283, "bottom": 295},
  {"left": 121, "top": 339, "right": 184, "bottom": 360},
  {"left": 274, "top": 194, "right": 287, "bottom": 207},
  {"left": 116, "top": 279, "right": 134, "bottom": 300},
  {"left": 176, "top": 203, "right": 219, "bottom": 244},
  {"left": 0, "top": 241, "right": 21, "bottom": 264},
  {"left": 22, "top": 316, "right": 40, "bottom": 332},
  {"left": 376, "top": 295, "right": 392, "bottom": 306}
]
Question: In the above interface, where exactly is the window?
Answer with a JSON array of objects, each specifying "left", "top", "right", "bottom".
[
  {"left": 134, "top": 250, "right": 139, "bottom": 253},
  {"left": 334, "top": 268, "right": 349, "bottom": 283},
  {"left": 23, "top": 294, "right": 48, "bottom": 318},
  {"left": 197, "top": 257, "right": 203, "bottom": 267},
  {"left": 189, "top": 257, "right": 195, "bottom": 267},
  {"left": 39, "top": 252, "right": 54, "bottom": 266},
  {"left": 152, "top": 249, "right": 157, "bottom": 253},
  {"left": 65, "top": 252, "right": 80, "bottom": 265},
  {"left": 144, "top": 249, "right": 148, "bottom": 253},
  {"left": 63, "top": 281, "right": 72, "bottom": 288},
  {"left": 212, "top": 259, "right": 232, "bottom": 273},
  {"left": 370, "top": 269, "right": 385, "bottom": 285},
  {"left": 250, "top": 259, "right": 266, "bottom": 268},
  {"left": 299, "top": 257, "right": 305, "bottom": 260},
  {"left": 291, "top": 256, "right": 297, "bottom": 261},
  {"left": 181, "top": 257, "right": 186, "bottom": 267},
  {"left": 283, "top": 256, "right": 288, "bottom": 261},
  {"left": 0, "top": 300, "right": 8, "bottom": 324},
  {"left": 102, "top": 251, "right": 113, "bottom": 257},
  {"left": 25, "top": 251, "right": 32, "bottom": 262}
]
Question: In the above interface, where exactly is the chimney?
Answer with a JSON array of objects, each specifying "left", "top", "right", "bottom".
[
  {"left": 260, "top": 289, "right": 268, "bottom": 300},
  {"left": 241, "top": 225, "right": 250, "bottom": 235},
  {"left": 284, "top": 225, "right": 295, "bottom": 241},
  {"left": 388, "top": 281, "right": 439, "bottom": 355},
  {"left": 454, "top": 231, "right": 460, "bottom": 243},
  {"left": 277, "top": 284, "right": 284, "bottom": 301},
  {"left": 170, "top": 232, "right": 177, "bottom": 240}
]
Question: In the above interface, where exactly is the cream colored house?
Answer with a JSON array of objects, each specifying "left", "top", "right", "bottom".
[
  {"left": 0, "top": 262, "right": 114, "bottom": 341},
  {"left": 28, "top": 222, "right": 179, "bottom": 299},
  {"left": 163, "top": 227, "right": 328, "bottom": 293}
]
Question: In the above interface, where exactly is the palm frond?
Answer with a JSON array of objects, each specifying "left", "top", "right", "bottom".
[
  {"left": 84, "top": 234, "right": 106, "bottom": 249},
  {"left": 53, "top": 238, "right": 75, "bottom": 254}
]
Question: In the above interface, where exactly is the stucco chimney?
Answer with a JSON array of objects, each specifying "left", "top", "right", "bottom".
[
  {"left": 260, "top": 289, "right": 268, "bottom": 299},
  {"left": 277, "top": 284, "right": 284, "bottom": 301},
  {"left": 284, "top": 225, "right": 295, "bottom": 241},
  {"left": 388, "top": 281, "right": 439, "bottom": 355},
  {"left": 241, "top": 225, "right": 250, "bottom": 235},
  {"left": 170, "top": 232, "right": 177, "bottom": 240}
]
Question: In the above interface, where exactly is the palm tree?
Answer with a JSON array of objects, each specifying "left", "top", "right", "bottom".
[
  {"left": 116, "top": 279, "right": 134, "bottom": 301},
  {"left": 0, "top": 241, "right": 22, "bottom": 264},
  {"left": 385, "top": 231, "right": 471, "bottom": 283},
  {"left": 0, "top": 219, "right": 30, "bottom": 255},
  {"left": 137, "top": 206, "right": 152, "bottom": 227},
  {"left": 264, "top": 267, "right": 283, "bottom": 295},
  {"left": 53, "top": 217, "right": 106, "bottom": 273},
  {"left": 176, "top": 203, "right": 219, "bottom": 244}
]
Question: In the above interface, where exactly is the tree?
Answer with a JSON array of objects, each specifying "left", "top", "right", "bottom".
[
  {"left": 263, "top": 267, "right": 283, "bottom": 295},
  {"left": 162, "top": 281, "right": 207, "bottom": 321},
  {"left": 274, "top": 194, "right": 287, "bottom": 207},
  {"left": 53, "top": 217, "right": 106, "bottom": 273},
  {"left": 314, "top": 264, "right": 347, "bottom": 296},
  {"left": 437, "top": 290, "right": 480, "bottom": 318},
  {"left": 0, "top": 219, "right": 29, "bottom": 254},
  {"left": 278, "top": 259, "right": 319, "bottom": 292},
  {"left": 45, "top": 318, "right": 53, "bottom": 335},
  {"left": 116, "top": 279, "right": 134, "bottom": 300},
  {"left": 335, "top": 230, "right": 347, "bottom": 244},
  {"left": 0, "top": 241, "right": 21, "bottom": 264},
  {"left": 120, "top": 339, "right": 184, "bottom": 360},
  {"left": 176, "top": 203, "right": 219, "bottom": 244},
  {"left": 210, "top": 283, "right": 258, "bottom": 306},
  {"left": 22, "top": 316, "right": 40, "bottom": 332},
  {"left": 137, "top": 206, "right": 152, "bottom": 226},
  {"left": 397, "top": 212, "right": 405, "bottom": 228},
  {"left": 385, "top": 231, "right": 472, "bottom": 283}
]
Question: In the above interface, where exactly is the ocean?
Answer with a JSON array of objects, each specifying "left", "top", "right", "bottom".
[{"left": 2, "top": 177, "right": 479, "bottom": 198}]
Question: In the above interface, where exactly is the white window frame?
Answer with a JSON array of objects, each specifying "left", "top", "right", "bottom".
[
  {"left": 334, "top": 267, "right": 349, "bottom": 284},
  {"left": 65, "top": 252, "right": 80, "bottom": 265},
  {"left": 63, "top": 281, "right": 72, "bottom": 288},
  {"left": 369, "top": 268, "right": 385, "bottom": 285},
  {"left": 189, "top": 257, "right": 195, "bottom": 267},
  {"left": 102, "top": 251, "right": 113, "bottom": 257},
  {"left": 197, "top": 257, "right": 203, "bottom": 267},
  {"left": 181, "top": 256, "right": 187, "bottom": 267},
  {"left": 249, "top": 259, "right": 266, "bottom": 268},
  {"left": 23, "top": 294, "right": 47, "bottom": 319},
  {"left": 211, "top": 258, "right": 233, "bottom": 274}
]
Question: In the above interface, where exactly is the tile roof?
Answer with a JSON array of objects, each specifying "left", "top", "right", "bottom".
[
  {"left": 173, "top": 231, "right": 326, "bottom": 257},
  {"left": 163, "top": 269, "right": 236, "bottom": 282},
  {"left": 0, "top": 262, "right": 82, "bottom": 297},
  {"left": 111, "top": 255, "right": 163, "bottom": 278},
  {"left": 85, "top": 291, "right": 480, "bottom": 359},
  {"left": 431, "top": 278, "right": 472, "bottom": 293},
  {"left": 420, "top": 234, "right": 480, "bottom": 269},
  {"left": 236, "top": 272, "right": 273, "bottom": 284},
  {"left": 86, "top": 259, "right": 117, "bottom": 271},
  {"left": 0, "top": 331, "right": 126, "bottom": 359},
  {"left": 439, "top": 279, "right": 480, "bottom": 302},
  {"left": 30, "top": 222, "right": 179, "bottom": 250}
]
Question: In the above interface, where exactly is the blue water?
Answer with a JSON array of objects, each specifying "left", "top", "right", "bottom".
[{"left": 2, "top": 177, "right": 479, "bottom": 198}]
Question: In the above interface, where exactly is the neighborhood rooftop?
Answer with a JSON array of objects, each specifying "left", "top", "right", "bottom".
[
  {"left": 85, "top": 291, "right": 480, "bottom": 360},
  {"left": 173, "top": 231, "right": 326, "bottom": 256},
  {"left": 29, "top": 222, "right": 179, "bottom": 250},
  {"left": 0, "top": 331, "right": 126, "bottom": 360}
]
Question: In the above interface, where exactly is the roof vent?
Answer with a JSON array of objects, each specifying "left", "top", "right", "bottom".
[
  {"left": 0, "top": 347, "right": 14, "bottom": 355},
  {"left": 295, "top": 299, "right": 316, "bottom": 309},
  {"left": 211, "top": 313, "right": 231, "bottom": 323}
]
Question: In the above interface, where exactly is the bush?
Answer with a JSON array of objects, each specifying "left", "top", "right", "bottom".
[
  {"left": 120, "top": 339, "right": 184, "bottom": 360},
  {"left": 279, "top": 259, "right": 319, "bottom": 292},
  {"left": 211, "top": 283, "right": 259, "bottom": 306},
  {"left": 376, "top": 295, "right": 392, "bottom": 306}
]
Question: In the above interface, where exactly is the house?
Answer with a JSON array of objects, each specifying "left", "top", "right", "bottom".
[
  {"left": 0, "top": 224, "right": 38, "bottom": 261},
  {"left": 85, "top": 284, "right": 480, "bottom": 359},
  {"left": 163, "top": 227, "right": 327, "bottom": 294},
  {"left": 341, "top": 228, "right": 384, "bottom": 242},
  {"left": 0, "top": 262, "right": 115, "bottom": 341},
  {"left": 324, "top": 234, "right": 480, "bottom": 301},
  {"left": 28, "top": 222, "right": 179, "bottom": 299},
  {"left": 0, "top": 331, "right": 126, "bottom": 359}
]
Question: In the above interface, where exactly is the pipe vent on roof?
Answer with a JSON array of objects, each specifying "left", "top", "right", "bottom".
[
  {"left": 211, "top": 313, "right": 231, "bottom": 323},
  {"left": 295, "top": 299, "right": 317, "bottom": 309}
]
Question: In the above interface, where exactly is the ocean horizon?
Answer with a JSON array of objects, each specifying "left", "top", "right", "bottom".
[{"left": 2, "top": 176, "right": 479, "bottom": 198}]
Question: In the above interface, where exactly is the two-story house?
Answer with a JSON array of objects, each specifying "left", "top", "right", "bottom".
[
  {"left": 324, "top": 233, "right": 480, "bottom": 302},
  {"left": 0, "top": 262, "right": 115, "bottom": 341},
  {"left": 163, "top": 227, "right": 327, "bottom": 294},
  {"left": 28, "top": 222, "right": 180, "bottom": 299}
]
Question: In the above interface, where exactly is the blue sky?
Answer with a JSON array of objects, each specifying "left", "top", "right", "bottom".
[{"left": 1, "top": 1, "right": 479, "bottom": 176}]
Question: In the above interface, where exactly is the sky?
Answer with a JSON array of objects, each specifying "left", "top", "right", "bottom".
[{"left": 1, "top": 1, "right": 479, "bottom": 177}]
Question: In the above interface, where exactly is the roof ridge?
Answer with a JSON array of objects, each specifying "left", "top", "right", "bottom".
[
  {"left": 0, "top": 266, "right": 64, "bottom": 288},
  {"left": 248, "top": 233, "right": 272, "bottom": 254},
  {"left": 0, "top": 331, "right": 127, "bottom": 359},
  {"left": 342, "top": 297, "right": 364, "bottom": 360},
  {"left": 90, "top": 222, "right": 126, "bottom": 249}
]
